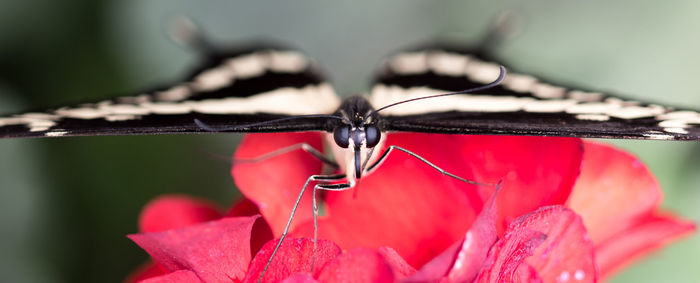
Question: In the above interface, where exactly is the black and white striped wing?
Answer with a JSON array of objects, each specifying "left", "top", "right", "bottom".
[
  {"left": 371, "top": 44, "right": 700, "bottom": 140},
  {"left": 0, "top": 44, "right": 340, "bottom": 138}
]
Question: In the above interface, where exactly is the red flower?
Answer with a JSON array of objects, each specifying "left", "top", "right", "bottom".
[{"left": 126, "top": 133, "right": 694, "bottom": 282}]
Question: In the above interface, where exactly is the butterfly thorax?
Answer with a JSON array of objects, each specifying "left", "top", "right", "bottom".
[{"left": 332, "top": 96, "right": 380, "bottom": 128}]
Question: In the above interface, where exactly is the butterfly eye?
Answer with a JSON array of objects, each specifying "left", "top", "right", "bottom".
[
  {"left": 333, "top": 126, "right": 351, "bottom": 148},
  {"left": 365, "top": 125, "right": 380, "bottom": 147}
]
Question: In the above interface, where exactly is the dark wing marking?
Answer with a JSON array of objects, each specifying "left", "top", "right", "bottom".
[
  {"left": 0, "top": 43, "right": 340, "bottom": 138},
  {"left": 370, "top": 44, "right": 700, "bottom": 140}
]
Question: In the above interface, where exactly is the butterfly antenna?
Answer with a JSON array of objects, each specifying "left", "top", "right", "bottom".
[
  {"left": 477, "top": 11, "right": 522, "bottom": 55},
  {"left": 365, "top": 65, "right": 506, "bottom": 122},
  {"left": 194, "top": 114, "right": 344, "bottom": 132},
  {"left": 167, "top": 15, "right": 214, "bottom": 53}
]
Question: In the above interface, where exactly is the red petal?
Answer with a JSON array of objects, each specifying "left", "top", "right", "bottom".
[
  {"left": 292, "top": 134, "right": 581, "bottom": 268},
  {"left": 227, "top": 197, "right": 265, "bottom": 217},
  {"left": 406, "top": 241, "right": 461, "bottom": 282},
  {"left": 377, "top": 247, "right": 417, "bottom": 279},
  {"left": 233, "top": 133, "right": 325, "bottom": 237},
  {"left": 282, "top": 274, "right": 319, "bottom": 283},
  {"left": 124, "top": 261, "right": 169, "bottom": 283},
  {"left": 138, "top": 270, "right": 201, "bottom": 283},
  {"left": 474, "top": 228, "right": 546, "bottom": 283},
  {"left": 292, "top": 133, "right": 485, "bottom": 267},
  {"left": 595, "top": 213, "right": 695, "bottom": 280},
  {"left": 315, "top": 248, "right": 396, "bottom": 283},
  {"left": 520, "top": 206, "right": 597, "bottom": 283},
  {"left": 407, "top": 184, "right": 500, "bottom": 282},
  {"left": 446, "top": 184, "right": 500, "bottom": 282},
  {"left": 514, "top": 263, "right": 544, "bottom": 283},
  {"left": 243, "top": 238, "right": 341, "bottom": 283},
  {"left": 138, "top": 195, "right": 222, "bottom": 233},
  {"left": 129, "top": 196, "right": 221, "bottom": 282},
  {"left": 451, "top": 135, "right": 583, "bottom": 231},
  {"left": 128, "top": 216, "right": 258, "bottom": 282},
  {"left": 476, "top": 206, "right": 597, "bottom": 283},
  {"left": 568, "top": 141, "right": 663, "bottom": 244},
  {"left": 226, "top": 198, "right": 275, "bottom": 257}
]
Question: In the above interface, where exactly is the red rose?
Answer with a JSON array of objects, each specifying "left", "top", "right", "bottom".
[{"left": 127, "top": 133, "right": 694, "bottom": 282}]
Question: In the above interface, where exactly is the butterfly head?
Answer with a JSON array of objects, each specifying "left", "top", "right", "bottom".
[{"left": 331, "top": 96, "right": 384, "bottom": 182}]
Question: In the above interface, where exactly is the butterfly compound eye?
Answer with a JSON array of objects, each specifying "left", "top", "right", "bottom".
[
  {"left": 333, "top": 126, "right": 350, "bottom": 148},
  {"left": 365, "top": 125, "right": 380, "bottom": 147}
]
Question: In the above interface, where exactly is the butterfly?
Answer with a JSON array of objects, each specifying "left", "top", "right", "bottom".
[
  {"left": 2, "top": 43, "right": 699, "bottom": 140},
  {"left": 1, "top": 21, "right": 699, "bottom": 281}
]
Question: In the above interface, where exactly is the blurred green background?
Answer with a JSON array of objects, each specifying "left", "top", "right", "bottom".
[{"left": 0, "top": 1, "right": 698, "bottom": 282}]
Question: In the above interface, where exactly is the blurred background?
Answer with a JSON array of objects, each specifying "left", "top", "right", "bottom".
[{"left": 0, "top": 0, "right": 699, "bottom": 282}]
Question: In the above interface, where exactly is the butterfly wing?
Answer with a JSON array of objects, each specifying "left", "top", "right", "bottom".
[
  {"left": 0, "top": 43, "right": 340, "bottom": 138},
  {"left": 370, "top": 44, "right": 700, "bottom": 140}
]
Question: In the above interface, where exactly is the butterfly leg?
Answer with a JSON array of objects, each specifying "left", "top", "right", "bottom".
[
  {"left": 258, "top": 173, "right": 346, "bottom": 283},
  {"left": 366, "top": 145, "right": 497, "bottom": 187},
  {"left": 310, "top": 182, "right": 353, "bottom": 270},
  {"left": 234, "top": 143, "right": 339, "bottom": 169}
]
